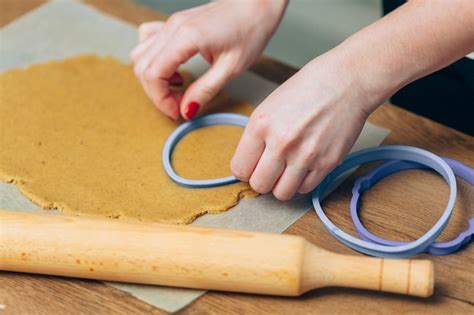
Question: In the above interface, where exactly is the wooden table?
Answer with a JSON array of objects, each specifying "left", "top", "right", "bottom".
[{"left": 1, "top": 1, "right": 473, "bottom": 314}]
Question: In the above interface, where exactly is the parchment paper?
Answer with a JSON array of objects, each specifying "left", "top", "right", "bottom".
[{"left": 0, "top": 0, "right": 390, "bottom": 312}]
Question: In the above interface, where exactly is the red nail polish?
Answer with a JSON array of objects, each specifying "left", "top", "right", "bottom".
[{"left": 185, "top": 102, "right": 200, "bottom": 120}]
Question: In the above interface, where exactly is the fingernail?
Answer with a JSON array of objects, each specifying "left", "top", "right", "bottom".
[{"left": 184, "top": 102, "right": 200, "bottom": 120}]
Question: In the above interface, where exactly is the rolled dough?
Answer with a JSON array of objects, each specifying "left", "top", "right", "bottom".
[{"left": 0, "top": 55, "right": 257, "bottom": 224}]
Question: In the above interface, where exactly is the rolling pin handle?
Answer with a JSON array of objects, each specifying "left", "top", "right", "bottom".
[{"left": 301, "top": 243, "right": 434, "bottom": 297}]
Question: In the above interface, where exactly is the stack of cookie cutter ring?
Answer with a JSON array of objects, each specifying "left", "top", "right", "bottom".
[
  {"left": 350, "top": 157, "right": 474, "bottom": 256},
  {"left": 163, "top": 113, "right": 472, "bottom": 258},
  {"left": 312, "top": 145, "right": 472, "bottom": 258}
]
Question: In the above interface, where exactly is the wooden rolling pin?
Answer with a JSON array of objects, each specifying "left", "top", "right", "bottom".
[{"left": 0, "top": 210, "right": 434, "bottom": 297}]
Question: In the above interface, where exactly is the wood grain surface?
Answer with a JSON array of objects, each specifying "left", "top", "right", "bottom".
[{"left": 0, "top": 0, "right": 472, "bottom": 314}]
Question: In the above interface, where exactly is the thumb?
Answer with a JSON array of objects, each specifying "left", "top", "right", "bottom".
[{"left": 180, "top": 57, "right": 235, "bottom": 120}]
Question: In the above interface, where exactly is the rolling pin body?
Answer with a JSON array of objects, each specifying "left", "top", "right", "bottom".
[{"left": 0, "top": 210, "right": 433, "bottom": 297}]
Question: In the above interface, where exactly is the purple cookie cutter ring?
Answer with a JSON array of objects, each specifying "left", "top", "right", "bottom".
[{"left": 351, "top": 158, "right": 474, "bottom": 255}]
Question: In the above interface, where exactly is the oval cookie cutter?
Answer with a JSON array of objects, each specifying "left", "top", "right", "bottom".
[{"left": 162, "top": 113, "right": 248, "bottom": 188}]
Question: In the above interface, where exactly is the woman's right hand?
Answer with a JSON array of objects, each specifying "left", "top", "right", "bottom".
[{"left": 130, "top": 0, "right": 287, "bottom": 120}]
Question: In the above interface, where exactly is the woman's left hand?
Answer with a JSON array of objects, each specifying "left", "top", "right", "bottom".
[{"left": 230, "top": 49, "right": 377, "bottom": 200}]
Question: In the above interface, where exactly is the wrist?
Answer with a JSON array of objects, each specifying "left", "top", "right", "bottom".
[
  {"left": 248, "top": 0, "right": 288, "bottom": 37},
  {"left": 337, "top": 36, "right": 405, "bottom": 113},
  {"left": 252, "top": 0, "right": 288, "bottom": 14},
  {"left": 304, "top": 46, "right": 381, "bottom": 117}
]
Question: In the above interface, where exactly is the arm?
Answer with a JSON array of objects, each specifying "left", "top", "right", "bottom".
[
  {"left": 347, "top": 0, "right": 474, "bottom": 112},
  {"left": 231, "top": 0, "right": 474, "bottom": 200}
]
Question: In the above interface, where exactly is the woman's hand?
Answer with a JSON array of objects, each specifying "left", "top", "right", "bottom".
[
  {"left": 229, "top": 0, "right": 474, "bottom": 199},
  {"left": 230, "top": 48, "right": 375, "bottom": 201},
  {"left": 130, "top": 0, "right": 287, "bottom": 120}
]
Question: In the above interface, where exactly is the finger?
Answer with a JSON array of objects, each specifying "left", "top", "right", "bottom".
[
  {"left": 298, "top": 169, "right": 327, "bottom": 194},
  {"left": 144, "top": 37, "right": 197, "bottom": 82},
  {"left": 136, "top": 40, "right": 182, "bottom": 118},
  {"left": 130, "top": 33, "right": 157, "bottom": 63},
  {"left": 179, "top": 57, "right": 235, "bottom": 120},
  {"left": 248, "top": 149, "right": 285, "bottom": 194},
  {"left": 139, "top": 39, "right": 197, "bottom": 119},
  {"left": 134, "top": 37, "right": 173, "bottom": 113},
  {"left": 138, "top": 75, "right": 152, "bottom": 99},
  {"left": 133, "top": 39, "right": 165, "bottom": 107},
  {"left": 231, "top": 127, "right": 265, "bottom": 181},
  {"left": 147, "top": 79, "right": 182, "bottom": 120},
  {"left": 141, "top": 73, "right": 183, "bottom": 110},
  {"left": 272, "top": 165, "right": 308, "bottom": 201},
  {"left": 134, "top": 36, "right": 168, "bottom": 79},
  {"left": 138, "top": 21, "right": 163, "bottom": 42},
  {"left": 132, "top": 41, "right": 156, "bottom": 99}
]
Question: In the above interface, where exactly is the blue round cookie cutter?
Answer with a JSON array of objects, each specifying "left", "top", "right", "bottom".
[
  {"left": 350, "top": 157, "right": 474, "bottom": 255},
  {"left": 162, "top": 113, "right": 249, "bottom": 188},
  {"left": 311, "top": 145, "right": 458, "bottom": 258}
]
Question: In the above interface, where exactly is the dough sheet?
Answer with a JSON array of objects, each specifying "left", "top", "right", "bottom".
[{"left": 0, "top": 55, "right": 256, "bottom": 224}]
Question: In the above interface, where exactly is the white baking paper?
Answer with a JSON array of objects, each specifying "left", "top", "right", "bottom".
[{"left": 0, "top": 0, "right": 390, "bottom": 312}]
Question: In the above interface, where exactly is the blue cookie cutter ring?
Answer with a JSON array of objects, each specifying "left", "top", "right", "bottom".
[
  {"left": 351, "top": 158, "right": 474, "bottom": 255},
  {"left": 162, "top": 113, "right": 249, "bottom": 188},
  {"left": 312, "top": 145, "right": 458, "bottom": 258}
]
